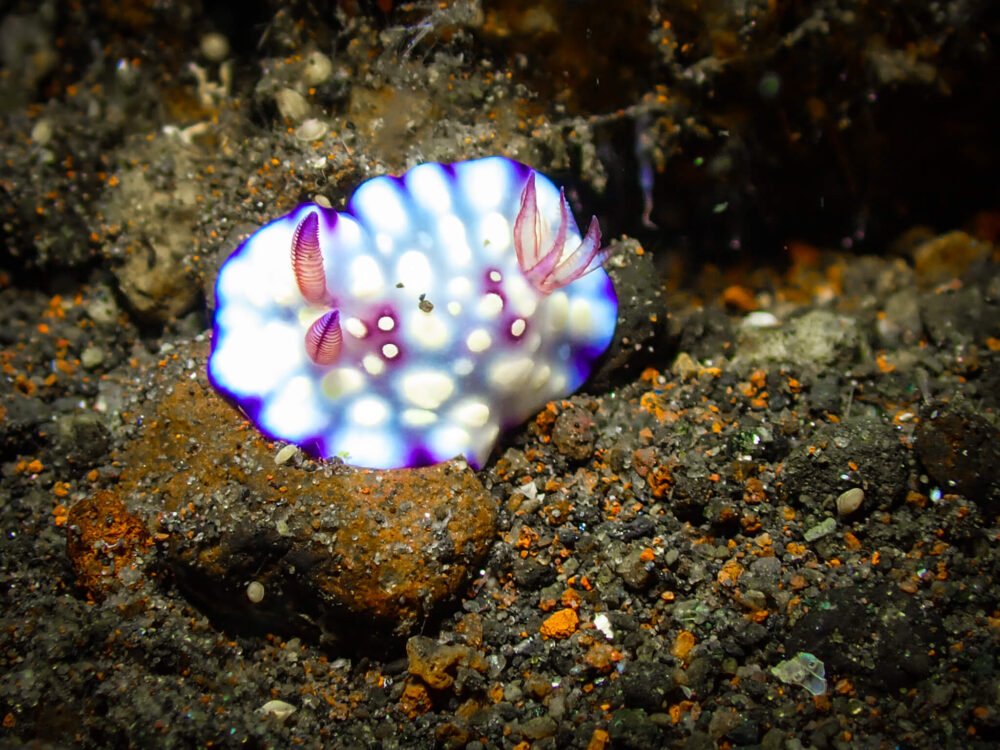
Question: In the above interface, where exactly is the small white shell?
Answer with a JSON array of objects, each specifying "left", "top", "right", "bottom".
[{"left": 258, "top": 700, "right": 296, "bottom": 722}]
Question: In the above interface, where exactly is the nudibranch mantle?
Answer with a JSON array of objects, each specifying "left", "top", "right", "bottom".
[{"left": 208, "top": 157, "right": 617, "bottom": 469}]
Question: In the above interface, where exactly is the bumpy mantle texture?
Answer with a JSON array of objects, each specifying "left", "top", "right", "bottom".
[{"left": 208, "top": 157, "right": 618, "bottom": 469}]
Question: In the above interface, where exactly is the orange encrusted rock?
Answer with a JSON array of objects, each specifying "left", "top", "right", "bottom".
[
  {"left": 101, "top": 341, "right": 498, "bottom": 638},
  {"left": 540, "top": 607, "right": 579, "bottom": 639},
  {"left": 66, "top": 490, "right": 152, "bottom": 599}
]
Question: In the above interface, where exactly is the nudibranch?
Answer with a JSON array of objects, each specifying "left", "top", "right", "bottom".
[{"left": 208, "top": 157, "right": 617, "bottom": 469}]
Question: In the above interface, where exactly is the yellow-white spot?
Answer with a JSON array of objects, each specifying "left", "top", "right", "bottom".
[
  {"left": 320, "top": 367, "right": 365, "bottom": 399},
  {"left": 298, "top": 307, "right": 329, "bottom": 328},
  {"left": 430, "top": 426, "right": 472, "bottom": 461},
  {"left": 375, "top": 232, "right": 394, "bottom": 254},
  {"left": 334, "top": 216, "right": 365, "bottom": 254},
  {"left": 477, "top": 293, "right": 503, "bottom": 319},
  {"left": 261, "top": 375, "right": 324, "bottom": 438},
  {"left": 530, "top": 364, "right": 552, "bottom": 390},
  {"left": 459, "top": 158, "right": 510, "bottom": 212},
  {"left": 409, "top": 313, "right": 449, "bottom": 349},
  {"left": 402, "top": 371, "right": 455, "bottom": 410},
  {"left": 212, "top": 320, "right": 302, "bottom": 396},
  {"left": 438, "top": 214, "right": 472, "bottom": 265},
  {"left": 510, "top": 318, "right": 526, "bottom": 337},
  {"left": 396, "top": 250, "right": 432, "bottom": 291},
  {"left": 489, "top": 270, "right": 502, "bottom": 283},
  {"left": 545, "top": 292, "right": 569, "bottom": 332},
  {"left": 344, "top": 317, "right": 368, "bottom": 338},
  {"left": 351, "top": 396, "right": 389, "bottom": 427},
  {"left": 363, "top": 354, "right": 385, "bottom": 376},
  {"left": 466, "top": 329, "right": 492, "bottom": 353},
  {"left": 350, "top": 255, "right": 384, "bottom": 299},
  {"left": 488, "top": 357, "right": 534, "bottom": 390},
  {"left": 353, "top": 179, "right": 409, "bottom": 235},
  {"left": 216, "top": 304, "right": 264, "bottom": 343},
  {"left": 452, "top": 400, "right": 490, "bottom": 428},
  {"left": 382, "top": 343, "right": 399, "bottom": 359},
  {"left": 218, "top": 256, "right": 282, "bottom": 310},
  {"left": 507, "top": 276, "right": 539, "bottom": 318},
  {"left": 447, "top": 301, "right": 462, "bottom": 316},
  {"left": 569, "top": 297, "right": 595, "bottom": 338},
  {"left": 402, "top": 408, "right": 437, "bottom": 427},
  {"left": 377, "top": 315, "right": 395, "bottom": 331},
  {"left": 328, "top": 428, "right": 396, "bottom": 468},
  {"left": 407, "top": 163, "right": 452, "bottom": 214},
  {"left": 453, "top": 358, "right": 474, "bottom": 376},
  {"left": 448, "top": 276, "right": 472, "bottom": 298},
  {"left": 243, "top": 230, "right": 295, "bottom": 303}
]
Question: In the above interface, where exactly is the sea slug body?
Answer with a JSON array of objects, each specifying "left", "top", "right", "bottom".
[{"left": 208, "top": 156, "right": 618, "bottom": 469}]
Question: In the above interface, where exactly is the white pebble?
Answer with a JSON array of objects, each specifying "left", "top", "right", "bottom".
[
  {"left": 303, "top": 51, "right": 333, "bottom": 86},
  {"left": 836, "top": 487, "right": 864, "bottom": 516},
  {"left": 274, "top": 88, "right": 310, "bottom": 122},
  {"left": 274, "top": 444, "right": 299, "bottom": 465},
  {"left": 295, "top": 118, "right": 327, "bottom": 142},
  {"left": 30, "top": 118, "right": 53, "bottom": 146},
  {"left": 81, "top": 345, "right": 105, "bottom": 370},
  {"left": 200, "top": 32, "right": 230, "bottom": 62},
  {"left": 593, "top": 613, "right": 615, "bottom": 640},
  {"left": 742, "top": 311, "right": 780, "bottom": 329},
  {"left": 258, "top": 700, "right": 296, "bottom": 722},
  {"left": 246, "top": 581, "right": 265, "bottom": 603}
]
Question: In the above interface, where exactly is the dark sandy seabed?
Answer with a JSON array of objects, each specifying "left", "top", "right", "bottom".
[{"left": 1, "top": 2, "right": 999, "bottom": 749}]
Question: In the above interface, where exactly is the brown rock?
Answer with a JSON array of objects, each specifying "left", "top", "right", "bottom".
[
  {"left": 115, "top": 240, "right": 199, "bottom": 322},
  {"left": 399, "top": 680, "right": 433, "bottom": 718},
  {"left": 65, "top": 490, "right": 152, "bottom": 599},
  {"left": 911, "top": 231, "right": 991, "bottom": 288},
  {"left": 916, "top": 402, "right": 1000, "bottom": 513},
  {"left": 551, "top": 405, "right": 597, "bottom": 461},
  {"left": 103, "top": 341, "right": 497, "bottom": 639},
  {"left": 434, "top": 720, "right": 472, "bottom": 749},
  {"left": 105, "top": 161, "right": 203, "bottom": 323},
  {"left": 406, "top": 635, "right": 486, "bottom": 690},
  {"left": 583, "top": 641, "right": 622, "bottom": 673}
]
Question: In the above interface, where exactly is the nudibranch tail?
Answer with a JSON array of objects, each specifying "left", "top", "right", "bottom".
[
  {"left": 305, "top": 309, "right": 343, "bottom": 366},
  {"left": 514, "top": 174, "right": 609, "bottom": 295},
  {"left": 291, "top": 212, "right": 328, "bottom": 304}
]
